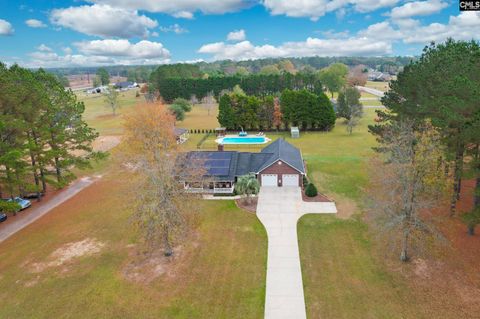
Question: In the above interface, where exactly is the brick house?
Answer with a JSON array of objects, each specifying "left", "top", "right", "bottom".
[{"left": 178, "top": 139, "right": 305, "bottom": 194}]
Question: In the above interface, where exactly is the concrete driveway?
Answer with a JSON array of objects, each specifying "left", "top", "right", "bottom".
[{"left": 256, "top": 186, "right": 336, "bottom": 319}]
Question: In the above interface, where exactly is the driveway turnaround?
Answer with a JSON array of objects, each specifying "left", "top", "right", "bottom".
[
  {"left": 256, "top": 186, "right": 336, "bottom": 319},
  {"left": 0, "top": 177, "right": 97, "bottom": 243}
]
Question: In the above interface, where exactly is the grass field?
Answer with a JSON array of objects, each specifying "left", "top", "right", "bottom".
[
  {"left": 362, "top": 99, "right": 383, "bottom": 106},
  {"left": 298, "top": 215, "right": 423, "bottom": 319},
  {"left": 0, "top": 166, "right": 267, "bottom": 318},
  {"left": 366, "top": 80, "right": 390, "bottom": 92},
  {"left": 79, "top": 89, "right": 141, "bottom": 136},
  {"left": 2, "top": 87, "right": 472, "bottom": 318}
]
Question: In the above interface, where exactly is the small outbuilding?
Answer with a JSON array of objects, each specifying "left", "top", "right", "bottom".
[
  {"left": 215, "top": 127, "right": 226, "bottom": 137},
  {"left": 291, "top": 127, "right": 300, "bottom": 139}
]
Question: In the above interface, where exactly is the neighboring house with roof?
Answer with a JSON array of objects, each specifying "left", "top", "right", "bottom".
[
  {"left": 174, "top": 127, "right": 189, "bottom": 144},
  {"left": 177, "top": 139, "right": 305, "bottom": 194},
  {"left": 114, "top": 81, "right": 138, "bottom": 90}
]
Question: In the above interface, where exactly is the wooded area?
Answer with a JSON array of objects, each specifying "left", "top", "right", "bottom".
[{"left": 0, "top": 63, "right": 101, "bottom": 199}]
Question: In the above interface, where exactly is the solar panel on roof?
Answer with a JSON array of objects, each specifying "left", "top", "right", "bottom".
[
  {"left": 208, "top": 167, "right": 229, "bottom": 175},
  {"left": 209, "top": 152, "right": 232, "bottom": 159},
  {"left": 205, "top": 159, "right": 230, "bottom": 167}
]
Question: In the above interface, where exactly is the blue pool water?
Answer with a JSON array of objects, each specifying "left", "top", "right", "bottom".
[{"left": 218, "top": 136, "right": 267, "bottom": 144}]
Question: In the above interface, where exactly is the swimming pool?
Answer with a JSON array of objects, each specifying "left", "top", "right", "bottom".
[{"left": 216, "top": 135, "right": 270, "bottom": 144}]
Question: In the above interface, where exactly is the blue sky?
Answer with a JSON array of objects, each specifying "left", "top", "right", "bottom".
[{"left": 0, "top": 0, "right": 478, "bottom": 67}]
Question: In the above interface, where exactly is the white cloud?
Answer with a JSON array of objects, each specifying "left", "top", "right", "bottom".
[
  {"left": 357, "top": 11, "right": 480, "bottom": 44},
  {"left": 0, "top": 19, "right": 14, "bottom": 36},
  {"left": 172, "top": 11, "right": 195, "bottom": 19},
  {"left": 262, "top": 0, "right": 399, "bottom": 21},
  {"left": 25, "top": 19, "right": 47, "bottom": 28},
  {"left": 88, "top": 0, "right": 249, "bottom": 18},
  {"left": 50, "top": 4, "right": 158, "bottom": 38},
  {"left": 75, "top": 39, "right": 170, "bottom": 59},
  {"left": 227, "top": 29, "right": 246, "bottom": 41},
  {"left": 63, "top": 47, "right": 73, "bottom": 54},
  {"left": 27, "top": 39, "right": 171, "bottom": 67},
  {"left": 198, "top": 37, "right": 392, "bottom": 60},
  {"left": 159, "top": 24, "right": 188, "bottom": 34},
  {"left": 358, "top": 21, "right": 403, "bottom": 41},
  {"left": 389, "top": 0, "right": 448, "bottom": 19},
  {"left": 37, "top": 44, "right": 53, "bottom": 52}
]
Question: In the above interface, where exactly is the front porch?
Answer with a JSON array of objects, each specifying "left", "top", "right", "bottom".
[{"left": 183, "top": 181, "right": 234, "bottom": 194}]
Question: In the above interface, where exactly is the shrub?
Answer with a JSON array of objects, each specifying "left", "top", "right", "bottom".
[
  {"left": 0, "top": 201, "right": 21, "bottom": 216},
  {"left": 302, "top": 175, "right": 309, "bottom": 187},
  {"left": 305, "top": 183, "right": 318, "bottom": 197}
]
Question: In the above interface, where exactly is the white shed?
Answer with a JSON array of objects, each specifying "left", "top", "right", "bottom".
[{"left": 291, "top": 127, "right": 300, "bottom": 138}]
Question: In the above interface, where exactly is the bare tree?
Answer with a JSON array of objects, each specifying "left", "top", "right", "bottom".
[
  {"left": 367, "top": 121, "right": 450, "bottom": 262},
  {"left": 122, "top": 102, "right": 202, "bottom": 256},
  {"left": 104, "top": 88, "right": 119, "bottom": 115}
]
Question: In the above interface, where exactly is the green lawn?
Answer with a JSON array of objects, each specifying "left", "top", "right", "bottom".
[
  {"left": 362, "top": 99, "right": 383, "bottom": 106},
  {"left": 178, "top": 104, "right": 219, "bottom": 130},
  {"left": 298, "top": 215, "right": 424, "bottom": 319},
  {"left": 79, "top": 89, "right": 141, "bottom": 136},
  {"left": 0, "top": 167, "right": 267, "bottom": 319},
  {"left": 366, "top": 80, "right": 390, "bottom": 92}
]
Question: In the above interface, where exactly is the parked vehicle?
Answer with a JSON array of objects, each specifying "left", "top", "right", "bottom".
[
  {"left": 0, "top": 213, "right": 7, "bottom": 223},
  {"left": 7, "top": 197, "right": 31, "bottom": 210},
  {"left": 23, "top": 192, "right": 43, "bottom": 200}
]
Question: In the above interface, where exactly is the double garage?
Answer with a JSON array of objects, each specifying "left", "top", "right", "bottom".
[{"left": 261, "top": 173, "right": 300, "bottom": 187}]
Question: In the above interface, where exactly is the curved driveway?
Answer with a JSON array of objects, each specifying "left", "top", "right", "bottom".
[{"left": 256, "top": 186, "right": 336, "bottom": 319}]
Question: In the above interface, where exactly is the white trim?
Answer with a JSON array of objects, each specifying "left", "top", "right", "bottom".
[{"left": 257, "top": 159, "right": 305, "bottom": 175}]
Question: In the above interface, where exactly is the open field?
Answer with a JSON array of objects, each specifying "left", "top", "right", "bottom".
[
  {"left": 3, "top": 88, "right": 478, "bottom": 319},
  {"left": 0, "top": 165, "right": 267, "bottom": 319},
  {"left": 79, "top": 89, "right": 141, "bottom": 136},
  {"left": 299, "top": 215, "right": 421, "bottom": 319},
  {"left": 362, "top": 99, "right": 383, "bottom": 106},
  {"left": 366, "top": 80, "right": 390, "bottom": 92},
  {"left": 177, "top": 104, "right": 219, "bottom": 130}
]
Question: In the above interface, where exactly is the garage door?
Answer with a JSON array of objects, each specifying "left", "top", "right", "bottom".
[
  {"left": 282, "top": 174, "right": 299, "bottom": 187},
  {"left": 261, "top": 174, "right": 278, "bottom": 187}
]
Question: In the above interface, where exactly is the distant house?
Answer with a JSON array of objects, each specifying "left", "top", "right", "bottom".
[
  {"left": 368, "top": 71, "right": 391, "bottom": 82},
  {"left": 177, "top": 139, "right": 305, "bottom": 194},
  {"left": 114, "top": 81, "right": 138, "bottom": 90},
  {"left": 174, "top": 127, "right": 189, "bottom": 144}
]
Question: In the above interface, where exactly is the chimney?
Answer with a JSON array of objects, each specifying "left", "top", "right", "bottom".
[{"left": 217, "top": 144, "right": 224, "bottom": 152}]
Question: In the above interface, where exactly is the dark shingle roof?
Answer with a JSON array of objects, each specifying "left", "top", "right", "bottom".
[
  {"left": 174, "top": 127, "right": 188, "bottom": 136},
  {"left": 235, "top": 152, "right": 272, "bottom": 176},
  {"left": 257, "top": 138, "right": 305, "bottom": 173},
  {"left": 178, "top": 139, "right": 304, "bottom": 181}
]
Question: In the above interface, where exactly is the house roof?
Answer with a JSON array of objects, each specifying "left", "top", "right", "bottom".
[
  {"left": 114, "top": 81, "right": 135, "bottom": 88},
  {"left": 174, "top": 127, "right": 188, "bottom": 136},
  {"left": 178, "top": 139, "right": 305, "bottom": 181},
  {"left": 178, "top": 151, "right": 237, "bottom": 181},
  {"left": 235, "top": 152, "right": 273, "bottom": 176},
  {"left": 257, "top": 138, "right": 305, "bottom": 174}
]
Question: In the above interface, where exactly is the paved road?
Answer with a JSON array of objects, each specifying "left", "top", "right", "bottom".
[
  {"left": 256, "top": 187, "right": 336, "bottom": 319},
  {"left": 356, "top": 86, "right": 385, "bottom": 98},
  {"left": 0, "top": 177, "right": 96, "bottom": 243}
]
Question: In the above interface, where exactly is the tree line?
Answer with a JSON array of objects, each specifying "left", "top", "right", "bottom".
[
  {"left": 0, "top": 63, "right": 101, "bottom": 200},
  {"left": 150, "top": 71, "right": 323, "bottom": 103},
  {"left": 368, "top": 39, "right": 480, "bottom": 261},
  {"left": 218, "top": 86, "right": 335, "bottom": 131}
]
